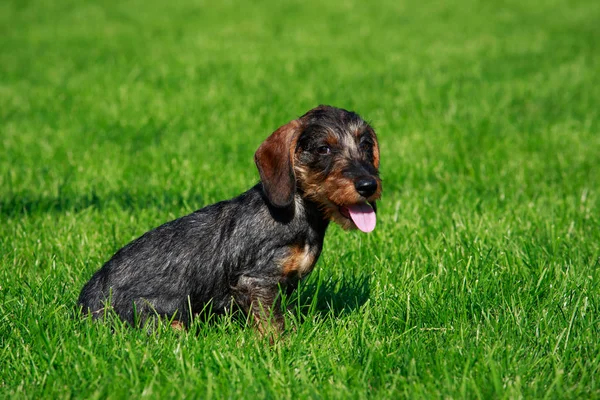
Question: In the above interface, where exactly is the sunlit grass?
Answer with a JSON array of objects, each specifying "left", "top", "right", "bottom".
[{"left": 1, "top": 0, "right": 599, "bottom": 398}]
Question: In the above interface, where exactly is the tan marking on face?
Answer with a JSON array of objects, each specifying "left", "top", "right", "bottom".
[
  {"left": 368, "top": 128, "right": 380, "bottom": 169},
  {"left": 294, "top": 124, "right": 381, "bottom": 230},
  {"left": 294, "top": 163, "right": 325, "bottom": 199},
  {"left": 281, "top": 244, "right": 317, "bottom": 278},
  {"left": 295, "top": 157, "right": 381, "bottom": 230},
  {"left": 296, "top": 163, "right": 358, "bottom": 229},
  {"left": 325, "top": 135, "right": 339, "bottom": 147},
  {"left": 372, "top": 140, "right": 380, "bottom": 169}
]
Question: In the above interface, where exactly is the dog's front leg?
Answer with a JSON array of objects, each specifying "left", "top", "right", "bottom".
[{"left": 232, "top": 275, "right": 284, "bottom": 340}]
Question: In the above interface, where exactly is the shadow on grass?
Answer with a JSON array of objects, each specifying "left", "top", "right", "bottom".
[
  {"left": 73, "top": 273, "right": 371, "bottom": 339},
  {"left": 189, "top": 273, "right": 371, "bottom": 334},
  {"left": 0, "top": 190, "right": 206, "bottom": 217},
  {"left": 293, "top": 273, "right": 371, "bottom": 319},
  {"left": 191, "top": 274, "right": 371, "bottom": 336}
]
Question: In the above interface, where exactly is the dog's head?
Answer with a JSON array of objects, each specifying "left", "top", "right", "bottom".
[{"left": 255, "top": 105, "right": 381, "bottom": 232}]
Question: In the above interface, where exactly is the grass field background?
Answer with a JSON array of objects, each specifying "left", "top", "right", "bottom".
[{"left": 1, "top": 0, "right": 599, "bottom": 398}]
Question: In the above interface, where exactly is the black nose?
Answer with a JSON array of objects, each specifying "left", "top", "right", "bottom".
[{"left": 355, "top": 178, "right": 378, "bottom": 198}]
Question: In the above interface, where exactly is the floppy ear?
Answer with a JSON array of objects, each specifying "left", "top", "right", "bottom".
[
  {"left": 372, "top": 135, "right": 380, "bottom": 169},
  {"left": 254, "top": 119, "right": 302, "bottom": 208}
]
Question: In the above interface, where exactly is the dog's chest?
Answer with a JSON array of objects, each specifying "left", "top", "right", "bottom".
[{"left": 280, "top": 243, "right": 319, "bottom": 279}]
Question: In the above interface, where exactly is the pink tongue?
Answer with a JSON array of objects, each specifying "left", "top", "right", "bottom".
[{"left": 347, "top": 203, "right": 376, "bottom": 233}]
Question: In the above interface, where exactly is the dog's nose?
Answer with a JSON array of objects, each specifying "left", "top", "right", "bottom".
[{"left": 355, "top": 178, "right": 378, "bottom": 198}]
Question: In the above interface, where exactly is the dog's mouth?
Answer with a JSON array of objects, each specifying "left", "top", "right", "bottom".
[{"left": 339, "top": 201, "right": 377, "bottom": 233}]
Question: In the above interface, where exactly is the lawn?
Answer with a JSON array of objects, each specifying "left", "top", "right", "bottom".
[{"left": 1, "top": 0, "right": 599, "bottom": 398}]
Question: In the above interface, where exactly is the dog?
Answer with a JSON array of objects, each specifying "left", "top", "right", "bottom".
[{"left": 78, "top": 105, "right": 381, "bottom": 335}]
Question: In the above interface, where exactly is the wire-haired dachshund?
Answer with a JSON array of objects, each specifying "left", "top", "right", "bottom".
[{"left": 79, "top": 105, "right": 382, "bottom": 335}]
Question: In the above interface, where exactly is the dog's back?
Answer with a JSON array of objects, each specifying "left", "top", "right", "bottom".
[{"left": 78, "top": 184, "right": 327, "bottom": 326}]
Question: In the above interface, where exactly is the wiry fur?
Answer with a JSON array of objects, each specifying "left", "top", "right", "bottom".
[{"left": 78, "top": 105, "right": 381, "bottom": 334}]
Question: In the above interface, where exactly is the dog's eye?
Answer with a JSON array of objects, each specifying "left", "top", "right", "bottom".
[{"left": 316, "top": 145, "right": 331, "bottom": 155}]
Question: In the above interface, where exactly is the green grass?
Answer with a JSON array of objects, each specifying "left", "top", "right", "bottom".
[{"left": 1, "top": 0, "right": 600, "bottom": 398}]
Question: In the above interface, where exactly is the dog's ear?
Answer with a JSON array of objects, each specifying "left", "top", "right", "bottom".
[
  {"left": 371, "top": 130, "right": 380, "bottom": 169},
  {"left": 254, "top": 119, "right": 302, "bottom": 208}
]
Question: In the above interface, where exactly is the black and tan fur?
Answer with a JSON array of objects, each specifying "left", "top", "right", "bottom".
[{"left": 78, "top": 105, "right": 381, "bottom": 334}]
